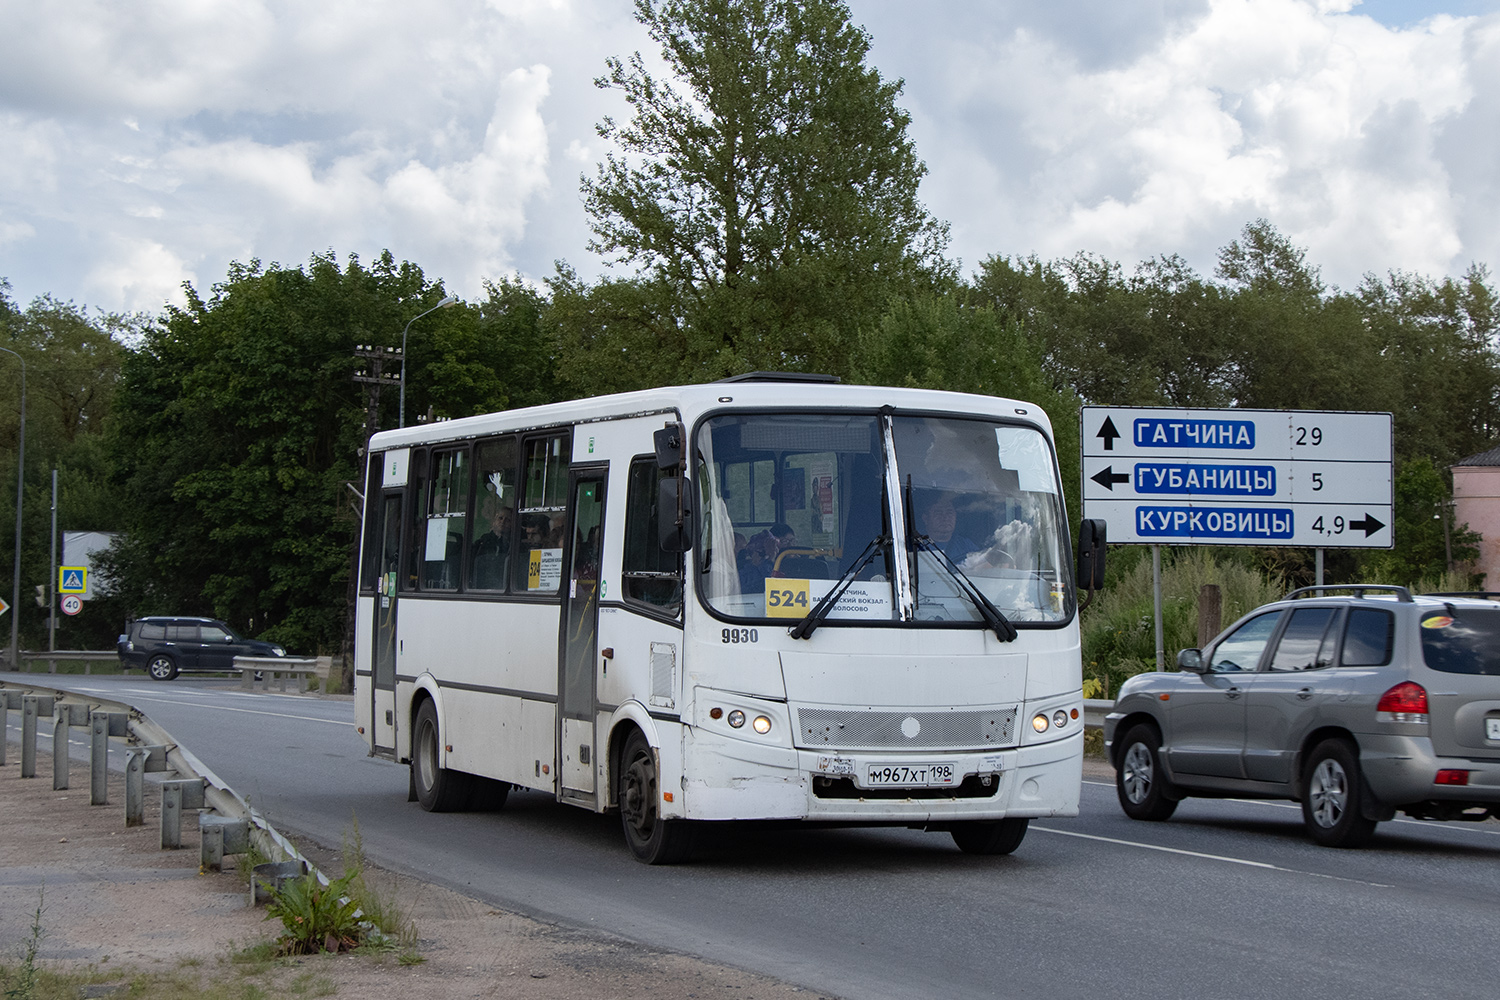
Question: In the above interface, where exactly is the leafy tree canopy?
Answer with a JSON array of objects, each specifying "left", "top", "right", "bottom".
[{"left": 571, "top": 0, "right": 951, "bottom": 382}]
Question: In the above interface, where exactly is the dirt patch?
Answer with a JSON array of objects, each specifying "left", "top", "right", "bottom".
[{"left": 0, "top": 746, "right": 830, "bottom": 999}]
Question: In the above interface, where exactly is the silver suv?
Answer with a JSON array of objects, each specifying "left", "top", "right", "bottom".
[{"left": 1104, "top": 586, "right": 1500, "bottom": 846}]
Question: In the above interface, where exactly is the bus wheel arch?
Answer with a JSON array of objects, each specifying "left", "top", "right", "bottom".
[{"left": 615, "top": 726, "right": 693, "bottom": 865}]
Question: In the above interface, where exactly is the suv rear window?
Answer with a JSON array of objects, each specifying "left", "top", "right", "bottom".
[
  {"left": 1420, "top": 608, "right": 1500, "bottom": 675},
  {"left": 137, "top": 622, "right": 165, "bottom": 640}
]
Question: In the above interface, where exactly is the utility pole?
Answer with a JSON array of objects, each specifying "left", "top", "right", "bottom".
[{"left": 342, "top": 346, "right": 401, "bottom": 691}]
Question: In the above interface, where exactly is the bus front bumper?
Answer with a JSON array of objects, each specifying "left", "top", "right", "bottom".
[{"left": 679, "top": 728, "right": 1082, "bottom": 823}]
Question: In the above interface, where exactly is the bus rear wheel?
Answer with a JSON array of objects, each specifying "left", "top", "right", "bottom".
[
  {"left": 618, "top": 730, "right": 693, "bottom": 864},
  {"left": 412, "top": 700, "right": 472, "bottom": 812}
]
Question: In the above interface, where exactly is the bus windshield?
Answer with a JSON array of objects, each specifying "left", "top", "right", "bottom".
[{"left": 697, "top": 412, "right": 1072, "bottom": 626}]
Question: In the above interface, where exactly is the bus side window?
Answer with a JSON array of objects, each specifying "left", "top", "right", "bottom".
[
  {"left": 623, "top": 457, "right": 683, "bottom": 615},
  {"left": 422, "top": 447, "right": 469, "bottom": 591},
  {"left": 514, "top": 434, "right": 571, "bottom": 594},
  {"left": 359, "top": 451, "right": 383, "bottom": 595},
  {"left": 402, "top": 449, "right": 429, "bottom": 592},
  {"left": 468, "top": 437, "right": 518, "bottom": 592}
]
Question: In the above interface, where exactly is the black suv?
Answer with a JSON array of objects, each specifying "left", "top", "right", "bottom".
[{"left": 117, "top": 617, "right": 287, "bottom": 680}]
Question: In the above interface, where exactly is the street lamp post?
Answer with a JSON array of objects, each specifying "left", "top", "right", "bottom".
[
  {"left": 398, "top": 294, "right": 459, "bottom": 429},
  {"left": 0, "top": 347, "right": 24, "bottom": 669}
]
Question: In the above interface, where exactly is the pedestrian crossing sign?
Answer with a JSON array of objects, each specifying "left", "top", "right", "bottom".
[{"left": 59, "top": 567, "right": 87, "bottom": 594}]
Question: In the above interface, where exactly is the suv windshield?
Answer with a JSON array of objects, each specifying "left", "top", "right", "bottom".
[
  {"left": 1420, "top": 607, "right": 1500, "bottom": 675},
  {"left": 697, "top": 412, "right": 1071, "bottom": 626}
]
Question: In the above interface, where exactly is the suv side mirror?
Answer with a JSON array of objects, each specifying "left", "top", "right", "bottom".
[
  {"left": 1177, "top": 648, "right": 1206, "bottom": 673},
  {"left": 657, "top": 476, "right": 694, "bottom": 552}
]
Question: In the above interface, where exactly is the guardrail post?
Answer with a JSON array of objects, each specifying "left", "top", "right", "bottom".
[
  {"left": 200, "top": 812, "right": 249, "bottom": 871},
  {"left": 0, "top": 689, "right": 16, "bottom": 766},
  {"left": 53, "top": 714, "right": 69, "bottom": 789},
  {"left": 160, "top": 778, "right": 205, "bottom": 849},
  {"left": 90, "top": 711, "right": 109, "bottom": 804},
  {"left": 20, "top": 695, "right": 52, "bottom": 778},
  {"left": 124, "top": 748, "right": 145, "bottom": 825},
  {"left": 251, "top": 859, "right": 308, "bottom": 906},
  {"left": 21, "top": 695, "right": 36, "bottom": 777}
]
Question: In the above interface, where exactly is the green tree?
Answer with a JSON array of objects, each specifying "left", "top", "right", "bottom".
[
  {"left": 570, "top": 0, "right": 951, "bottom": 384},
  {"left": 103, "top": 252, "right": 553, "bottom": 653},
  {"left": 0, "top": 285, "right": 134, "bottom": 651}
]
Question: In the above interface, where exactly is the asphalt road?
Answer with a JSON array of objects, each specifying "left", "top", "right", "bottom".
[{"left": 18, "top": 674, "right": 1500, "bottom": 1000}]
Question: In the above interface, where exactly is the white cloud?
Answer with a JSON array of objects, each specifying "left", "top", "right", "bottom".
[
  {"left": 856, "top": 0, "right": 1493, "bottom": 285},
  {"left": 1, "top": 0, "right": 1498, "bottom": 312}
]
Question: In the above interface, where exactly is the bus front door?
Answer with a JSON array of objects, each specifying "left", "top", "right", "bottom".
[
  {"left": 558, "top": 468, "right": 606, "bottom": 802},
  {"left": 373, "top": 491, "right": 401, "bottom": 753}
]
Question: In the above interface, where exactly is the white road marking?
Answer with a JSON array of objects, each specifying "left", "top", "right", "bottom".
[{"left": 1031, "top": 825, "right": 1394, "bottom": 887}]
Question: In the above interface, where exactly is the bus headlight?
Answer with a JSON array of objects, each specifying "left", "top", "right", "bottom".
[
  {"left": 1032, "top": 713, "right": 1049, "bottom": 734},
  {"left": 752, "top": 715, "right": 772, "bottom": 735},
  {"left": 1053, "top": 710, "right": 1068, "bottom": 729},
  {"left": 727, "top": 710, "right": 746, "bottom": 729}
]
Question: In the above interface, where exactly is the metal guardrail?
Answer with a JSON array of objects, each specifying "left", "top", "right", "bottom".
[
  {"left": 232, "top": 655, "right": 330, "bottom": 693},
  {"left": 1083, "top": 698, "right": 1113, "bottom": 731},
  {"left": 0, "top": 677, "right": 326, "bottom": 893},
  {"left": 13, "top": 650, "right": 119, "bottom": 674}
]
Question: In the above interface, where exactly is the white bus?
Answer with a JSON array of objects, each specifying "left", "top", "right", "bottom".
[{"left": 354, "top": 375, "right": 1103, "bottom": 863}]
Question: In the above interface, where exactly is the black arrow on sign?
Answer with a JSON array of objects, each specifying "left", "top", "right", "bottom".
[
  {"left": 1097, "top": 416, "right": 1120, "bottom": 451},
  {"left": 1091, "top": 466, "right": 1130, "bottom": 491},
  {"left": 1349, "top": 513, "right": 1386, "bottom": 537}
]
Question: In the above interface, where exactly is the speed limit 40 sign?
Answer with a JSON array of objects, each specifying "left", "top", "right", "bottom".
[{"left": 60, "top": 594, "right": 82, "bottom": 616}]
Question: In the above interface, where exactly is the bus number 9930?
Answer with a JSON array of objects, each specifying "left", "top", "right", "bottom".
[{"left": 722, "top": 628, "right": 759, "bottom": 644}]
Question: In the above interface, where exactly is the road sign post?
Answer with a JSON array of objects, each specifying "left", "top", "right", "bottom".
[{"left": 1082, "top": 407, "right": 1393, "bottom": 669}]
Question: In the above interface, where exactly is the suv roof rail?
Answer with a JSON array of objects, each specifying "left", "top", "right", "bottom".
[
  {"left": 714, "top": 371, "right": 841, "bottom": 384},
  {"left": 1285, "top": 584, "right": 1413, "bottom": 602},
  {"left": 1423, "top": 592, "right": 1500, "bottom": 601}
]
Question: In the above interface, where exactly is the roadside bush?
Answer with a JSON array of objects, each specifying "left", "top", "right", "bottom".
[
  {"left": 262, "top": 868, "right": 364, "bottom": 956},
  {"left": 1081, "top": 547, "right": 1283, "bottom": 697}
]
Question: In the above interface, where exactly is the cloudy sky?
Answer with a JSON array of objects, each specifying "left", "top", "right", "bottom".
[{"left": 2, "top": 0, "right": 1498, "bottom": 315}]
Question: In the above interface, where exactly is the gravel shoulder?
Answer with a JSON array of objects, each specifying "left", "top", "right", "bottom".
[{"left": 0, "top": 741, "right": 827, "bottom": 999}]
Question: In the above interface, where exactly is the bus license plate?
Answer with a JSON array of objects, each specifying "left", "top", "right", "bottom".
[{"left": 863, "top": 762, "right": 958, "bottom": 788}]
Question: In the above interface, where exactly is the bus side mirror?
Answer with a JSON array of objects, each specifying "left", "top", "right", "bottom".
[
  {"left": 654, "top": 423, "right": 685, "bottom": 470},
  {"left": 1075, "top": 518, "right": 1106, "bottom": 610},
  {"left": 657, "top": 476, "right": 694, "bottom": 552},
  {"left": 1076, "top": 518, "right": 1107, "bottom": 590}
]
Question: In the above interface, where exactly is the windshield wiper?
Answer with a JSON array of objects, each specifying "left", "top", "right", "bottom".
[
  {"left": 913, "top": 537, "right": 1019, "bottom": 642},
  {"left": 789, "top": 534, "right": 889, "bottom": 640}
]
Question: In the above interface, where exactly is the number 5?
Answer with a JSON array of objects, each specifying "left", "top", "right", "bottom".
[{"left": 1312, "top": 472, "right": 1323, "bottom": 491}]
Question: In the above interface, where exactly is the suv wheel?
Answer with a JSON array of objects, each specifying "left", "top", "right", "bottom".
[
  {"left": 1301, "top": 739, "right": 1377, "bottom": 848},
  {"left": 1115, "top": 724, "right": 1179, "bottom": 821},
  {"left": 147, "top": 654, "right": 178, "bottom": 681}
]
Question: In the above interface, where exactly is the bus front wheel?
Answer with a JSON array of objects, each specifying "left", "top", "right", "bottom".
[
  {"left": 618, "top": 730, "right": 693, "bottom": 865},
  {"left": 950, "top": 817, "right": 1029, "bottom": 855},
  {"left": 412, "top": 700, "right": 472, "bottom": 812}
]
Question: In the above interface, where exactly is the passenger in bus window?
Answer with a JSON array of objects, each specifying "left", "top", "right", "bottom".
[
  {"left": 738, "top": 523, "right": 796, "bottom": 592},
  {"left": 470, "top": 490, "right": 513, "bottom": 590}
]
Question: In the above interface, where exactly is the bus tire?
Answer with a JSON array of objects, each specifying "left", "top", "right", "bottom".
[
  {"left": 412, "top": 700, "right": 472, "bottom": 812},
  {"left": 950, "top": 817, "right": 1028, "bottom": 855},
  {"left": 618, "top": 729, "right": 693, "bottom": 864}
]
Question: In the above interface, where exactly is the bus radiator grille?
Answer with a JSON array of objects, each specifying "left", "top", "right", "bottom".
[{"left": 795, "top": 708, "right": 1016, "bottom": 750}]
